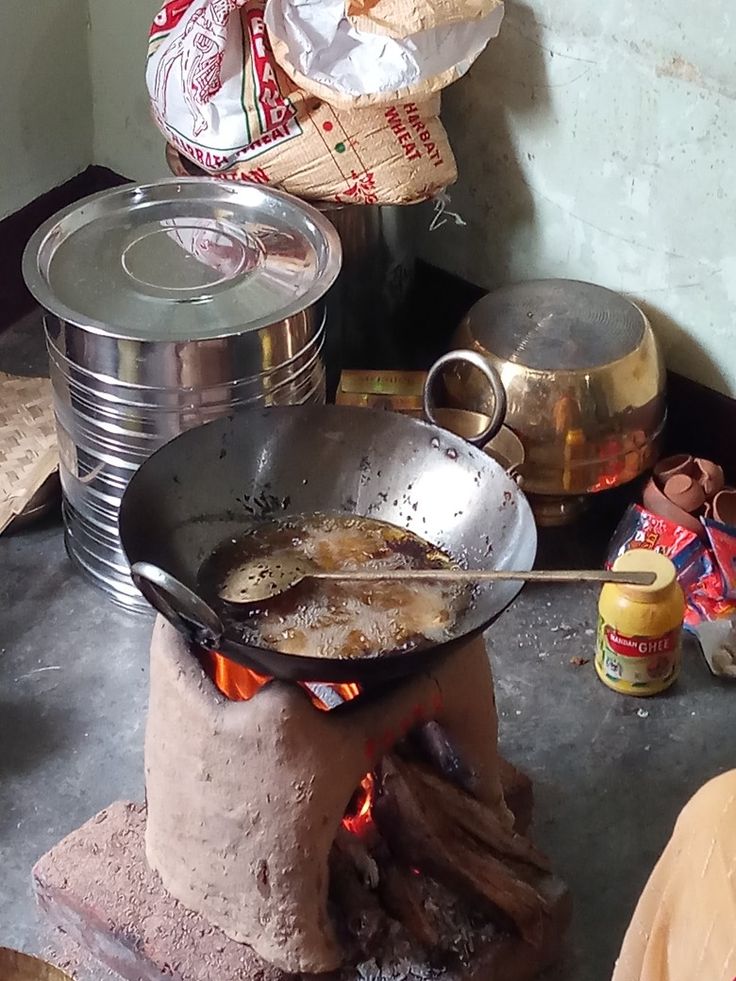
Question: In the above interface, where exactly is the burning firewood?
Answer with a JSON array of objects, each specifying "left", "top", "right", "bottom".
[
  {"left": 376, "top": 857, "right": 441, "bottom": 951},
  {"left": 334, "top": 825, "right": 380, "bottom": 889},
  {"left": 374, "top": 755, "right": 553, "bottom": 947},
  {"left": 396, "top": 756, "right": 551, "bottom": 873},
  {"left": 411, "top": 720, "right": 478, "bottom": 794}
]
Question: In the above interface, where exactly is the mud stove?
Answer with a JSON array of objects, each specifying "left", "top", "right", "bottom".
[{"left": 34, "top": 619, "right": 569, "bottom": 981}]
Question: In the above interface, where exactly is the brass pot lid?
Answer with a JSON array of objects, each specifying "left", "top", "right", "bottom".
[
  {"left": 462, "top": 279, "right": 646, "bottom": 370},
  {"left": 0, "top": 948, "right": 73, "bottom": 981}
]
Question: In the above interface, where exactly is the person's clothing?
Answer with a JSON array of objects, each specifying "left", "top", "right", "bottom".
[{"left": 613, "top": 770, "right": 736, "bottom": 981}]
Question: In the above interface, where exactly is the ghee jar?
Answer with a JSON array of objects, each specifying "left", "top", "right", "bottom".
[{"left": 595, "top": 550, "right": 685, "bottom": 696}]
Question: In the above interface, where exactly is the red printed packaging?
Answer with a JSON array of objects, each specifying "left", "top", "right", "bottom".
[
  {"left": 607, "top": 504, "right": 736, "bottom": 626},
  {"left": 704, "top": 518, "right": 736, "bottom": 600}
]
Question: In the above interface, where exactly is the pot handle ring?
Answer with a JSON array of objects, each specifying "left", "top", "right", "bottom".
[
  {"left": 131, "top": 562, "right": 224, "bottom": 650},
  {"left": 423, "top": 349, "right": 508, "bottom": 447}
]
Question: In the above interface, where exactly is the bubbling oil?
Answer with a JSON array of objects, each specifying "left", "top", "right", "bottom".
[{"left": 198, "top": 513, "right": 468, "bottom": 659}]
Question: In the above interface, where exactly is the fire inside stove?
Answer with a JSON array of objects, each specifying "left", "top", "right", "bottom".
[
  {"left": 343, "top": 773, "right": 376, "bottom": 836},
  {"left": 209, "top": 650, "right": 361, "bottom": 708},
  {"left": 208, "top": 651, "right": 375, "bottom": 834}
]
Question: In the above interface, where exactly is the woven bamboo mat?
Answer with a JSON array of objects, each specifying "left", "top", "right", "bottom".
[{"left": 0, "top": 371, "right": 58, "bottom": 535}]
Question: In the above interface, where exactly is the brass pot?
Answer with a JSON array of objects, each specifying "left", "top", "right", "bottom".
[
  {"left": 446, "top": 280, "right": 667, "bottom": 524},
  {"left": 423, "top": 350, "right": 525, "bottom": 477},
  {"left": 428, "top": 408, "right": 525, "bottom": 475},
  {"left": 0, "top": 949, "right": 73, "bottom": 981}
]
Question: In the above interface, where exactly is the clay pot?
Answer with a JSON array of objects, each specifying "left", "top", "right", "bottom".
[
  {"left": 642, "top": 477, "right": 705, "bottom": 539},
  {"left": 654, "top": 454, "right": 697, "bottom": 483},
  {"left": 663, "top": 474, "right": 706, "bottom": 514},
  {"left": 709, "top": 489, "right": 736, "bottom": 529},
  {"left": 695, "top": 458, "right": 725, "bottom": 497}
]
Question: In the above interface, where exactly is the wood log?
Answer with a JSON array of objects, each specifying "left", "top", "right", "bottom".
[
  {"left": 399, "top": 758, "right": 551, "bottom": 874},
  {"left": 411, "top": 721, "right": 477, "bottom": 793},
  {"left": 333, "top": 826, "right": 379, "bottom": 889},
  {"left": 375, "top": 756, "right": 551, "bottom": 947},
  {"left": 374, "top": 846, "right": 441, "bottom": 951},
  {"left": 329, "top": 836, "right": 386, "bottom": 954},
  {"left": 411, "top": 722, "right": 533, "bottom": 834},
  {"left": 498, "top": 757, "right": 534, "bottom": 834},
  {"left": 329, "top": 829, "right": 435, "bottom": 966}
]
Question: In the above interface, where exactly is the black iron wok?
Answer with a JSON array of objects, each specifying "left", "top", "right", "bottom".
[{"left": 119, "top": 405, "right": 537, "bottom": 683}]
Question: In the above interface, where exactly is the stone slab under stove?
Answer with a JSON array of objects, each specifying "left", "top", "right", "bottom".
[{"left": 34, "top": 801, "right": 570, "bottom": 981}]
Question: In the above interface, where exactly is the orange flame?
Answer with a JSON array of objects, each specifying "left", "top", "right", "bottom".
[
  {"left": 206, "top": 653, "right": 362, "bottom": 710},
  {"left": 210, "top": 652, "right": 270, "bottom": 700},
  {"left": 312, "top": 681, "right": 361, "bottom": 710},
  {"left": 342, "top": 773, "right": 375, "bottom": 836},
  {"left": 337, "top": 681, "right": 361, "bottom": 700}
]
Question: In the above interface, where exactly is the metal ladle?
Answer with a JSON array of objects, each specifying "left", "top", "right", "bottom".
[{"left": 218, "top": 555, "right": 656, "bottom": 607}]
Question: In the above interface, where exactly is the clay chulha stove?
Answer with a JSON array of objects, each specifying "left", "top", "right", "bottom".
[{"left": 34, "top": 619, "right": 570, "bottom": 981}]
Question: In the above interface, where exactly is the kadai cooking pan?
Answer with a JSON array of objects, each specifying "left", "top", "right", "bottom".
[{"left": 119, "top": 403, "right": 536, "bottom": 683}]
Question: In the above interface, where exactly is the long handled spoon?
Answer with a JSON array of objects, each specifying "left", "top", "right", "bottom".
[{"left": 219, "top": 556, "right": 656, "bottom": 607}]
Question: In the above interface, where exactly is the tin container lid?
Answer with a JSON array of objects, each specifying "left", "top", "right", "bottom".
[{"left": 23, "top": 179, "right": 342, "bottom": 342}]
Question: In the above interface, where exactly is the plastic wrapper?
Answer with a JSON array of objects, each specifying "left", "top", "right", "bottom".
[
  {"left": 606, "top": 504, "right": 736, "bottom": 628},
  {"left": 690, "top": 618, "right": 736, "bottom": 679},
  {"left": 147, "top": 0, "right": 457, "bottom": 203},
  {"left": 265, "top": 0, "right": 504, "bottom": 108},
  {"left": 704, "top": 517, "right": 736, "bottom": 599},
  {"left": 348, "top": 0, "right": 497, "bottom": 38}
]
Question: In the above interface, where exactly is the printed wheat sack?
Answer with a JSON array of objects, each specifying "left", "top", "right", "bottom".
[{"left": 147, "top": 0, "right": 457, "bottom": 203}]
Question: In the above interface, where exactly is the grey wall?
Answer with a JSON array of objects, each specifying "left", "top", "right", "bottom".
[
  {"left": 0, "top": 0, "right": 92, "bottom": 218},
  {"left": 422, "top": 0, "right": 736, "bottom": 395},
  {"left": 88, "top": 0, "right": 168, "bottom": 181}
]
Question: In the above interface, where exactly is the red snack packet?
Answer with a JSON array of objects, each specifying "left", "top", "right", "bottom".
[
  {"left": 607, "top": 504, "right": 736, "bottom": 627},
  {"left": 607, "top": 504, "right": 701, "bottom": 580},
  {"left": 704, "top": 518, "right": 736, "bottom": 599}
]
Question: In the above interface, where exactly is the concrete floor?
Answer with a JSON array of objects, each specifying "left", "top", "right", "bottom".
[{"left": 1, "top": 315, "right": 734, "bottom": 980}]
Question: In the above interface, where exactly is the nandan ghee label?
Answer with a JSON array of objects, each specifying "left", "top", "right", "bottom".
[{"left": 595, "top": 620, "right": 681, "bottom": 695}]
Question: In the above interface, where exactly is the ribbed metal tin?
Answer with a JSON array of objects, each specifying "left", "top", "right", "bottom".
[{"left": 23, "top": 180, "right": 340, "bottom": 609}]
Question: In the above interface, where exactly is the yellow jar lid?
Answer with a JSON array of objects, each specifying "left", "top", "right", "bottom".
[{"left": 612, "top": 549, "right": 677, "bottom": 601}]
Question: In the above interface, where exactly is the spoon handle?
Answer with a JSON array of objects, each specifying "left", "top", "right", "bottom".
[{"left": 311, "top": 569, "right": 656, "bottom": 586}]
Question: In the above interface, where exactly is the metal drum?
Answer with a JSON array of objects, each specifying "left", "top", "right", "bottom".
[
  {"left": 165, "top": 146, "right": 417, "bottom": 389},
  {"left": 23, "top": 179, "right": 341, "bottom": 609},
  {"left": 319, "top": 201, "right": 415, "bottom": 387}
]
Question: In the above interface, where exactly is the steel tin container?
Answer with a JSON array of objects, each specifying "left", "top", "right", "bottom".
[{"left": 23, "top": 179, "right": 341, "bottom": 609}]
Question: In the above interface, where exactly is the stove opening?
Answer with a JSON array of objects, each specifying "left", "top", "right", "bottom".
[
  {"left": 207, "top": 650, "right": 362, "bottom": 710},
  {"left": 342, "top": 772, "right": 376, "bottom": 836},
  {"left": 207, "top": 649, "right": 376, "bottom": 835}
]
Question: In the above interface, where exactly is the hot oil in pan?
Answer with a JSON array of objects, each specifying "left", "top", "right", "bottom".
[{"left": 198, "top": 514, "right": 470, "bottom": 659}]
